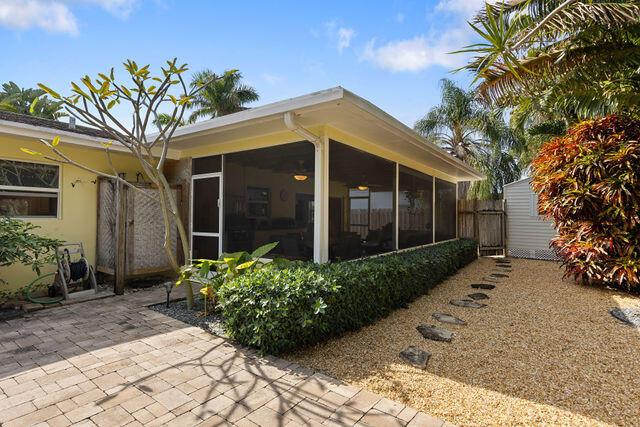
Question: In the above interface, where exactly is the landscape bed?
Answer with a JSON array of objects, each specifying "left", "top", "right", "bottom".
[
  {"left": 148, "top": 298, "right": 226, "bottom": 337},
  {"left": 290, "top": 257, "right": 640, "bottom": 426},
  {"left": 218, "top": 239, "right": 478, "bottom": 354}
]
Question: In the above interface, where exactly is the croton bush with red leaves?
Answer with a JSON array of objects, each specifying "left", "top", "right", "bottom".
[{"left": 531, "top": 115, "right": 640, "bottom": 292}]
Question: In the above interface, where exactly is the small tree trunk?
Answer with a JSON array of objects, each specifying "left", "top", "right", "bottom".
[{"left": 156, "top": 173, "right": 194, "bottom": 309}]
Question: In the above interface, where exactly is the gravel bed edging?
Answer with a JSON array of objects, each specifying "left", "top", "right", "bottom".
[{"left": 148, "top": 298, "right": 227, "bottom": 337}]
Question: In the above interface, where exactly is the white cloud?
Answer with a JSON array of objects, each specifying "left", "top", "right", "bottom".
[
  {"left": 336, "top": 27, "right": 355, "bottom": 53},
  {"left": 0, "top": 0, "right": 78, "bottom": 34},
  {"left": 361, "top": 1, "right": 494, "bottom": 73},
  {"left": 436, "top": 0, "right": 490, "bottom": 19},
  {"left": 0, "top": 0, "right": 139, "bottom": 34},
  {"left": 395, "top": 12, "right": 405, "bottom": 24},
  {"left": 87, "top": 0, "right": 138, "bottom": 18},
  {"left": 361, "top": 29, "right": 468, "bottom": 72},
  {"left": 324, "top": 20, "right": 356, "bottom": 54}
]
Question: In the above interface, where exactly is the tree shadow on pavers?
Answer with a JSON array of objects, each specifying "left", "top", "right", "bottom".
[
  {"left": 91, "top": 333, "right": 352, "bottom": 425},
  {"left": 0, "top": 285, "right": 359, "bottom": 425},
  {"left": 288, "top": 258, "right": 640, "bottom": 426}
]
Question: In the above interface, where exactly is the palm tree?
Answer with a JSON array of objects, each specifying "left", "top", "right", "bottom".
[
  {"left": 458, "top": 0, "right": 640, "bottom": 119},
  {"left": 415, "top": 79, "right": 520, "bottom": 199},
  {"left": 187, "top": 70, "right": 259, "bottom": 123},
  {"left": 415, "top": 79, "right": 501, "bottom": 162},
  {"left": 0, "top": 81, "right": 65, "bottom": 119}
]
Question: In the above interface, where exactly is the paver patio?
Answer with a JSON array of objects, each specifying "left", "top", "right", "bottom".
[{"left": 0, "top": 287, "right": 446, "bottom": 426}]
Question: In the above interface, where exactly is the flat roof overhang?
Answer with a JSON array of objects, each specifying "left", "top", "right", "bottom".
[{"left": 165, "top": 87, "right": 485, "bottom": 182}]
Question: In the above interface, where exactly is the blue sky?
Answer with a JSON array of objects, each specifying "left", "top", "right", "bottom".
[{"left": 0, "top": 0, "right": 484, "bottom": 126}]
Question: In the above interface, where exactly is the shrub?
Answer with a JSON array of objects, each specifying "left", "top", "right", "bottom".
[
  {"left": 531, "top": 115, "right": 640, "bottom": 291},
  {"left": 0, "top": 217, "right": 61, "bottom": 284},
  {"left": 177, "top": 242, "right": 285, "bottom": 313},
  {"left": 218, "top": 239, "right": 477, "bottom": 354}
]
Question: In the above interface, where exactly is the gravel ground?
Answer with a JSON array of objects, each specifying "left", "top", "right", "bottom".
[
  {"left": 149, "top": 298, "right": 227, "bottom": 337},
  {"left": 291, "top": 257, "right": 640, "bottom": 426}
]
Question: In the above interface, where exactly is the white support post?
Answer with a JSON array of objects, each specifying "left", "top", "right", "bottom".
[
  {"left": 393, "top": 163, "right": 399, "bottom": 251},
  {"left": 455, "top": 181, "right": 459, "bottom": 239},
  {"left": 432, "top": 177, "right": 436, "bottom": 243},
  {"left": 313, "top": 135, "right": 330, "bottom": 263}
]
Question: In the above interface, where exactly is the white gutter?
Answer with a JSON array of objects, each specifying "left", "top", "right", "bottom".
[
  {"left": 283, "top": 111, "right": 328, "bottom": 262},
  {"left": 283, "top": 111, "right": 320, "bottom": 144}
]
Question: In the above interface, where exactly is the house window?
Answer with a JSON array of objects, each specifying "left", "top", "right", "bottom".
[
  {"left": 398, "top": 166, "right": 433, "bottom": 249},
  {"left": 0, "top": 159, "right": 60, "bottom": 218},
  {"left": 348, "top": 188, "right": 370, "bottom": 239},
  {"left": 328, "top": 141, "right": 395, "bottom": 261},
  {"left": 246, "top": 187, "right": 270, "bottom": 218}
]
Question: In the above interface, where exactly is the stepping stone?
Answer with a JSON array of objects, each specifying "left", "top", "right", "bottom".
[
  {"left": 490, "top": 273, "right": 509, "bottom": 278},
  {"left": 482, "top": 277, "right": 500, "bottom": 283},
  {"left": 416, "top": 324, "right": 454, "bottom": 342},
  {"left": 610, "top": 308, "right": 640, "bottom": 328},
  {"left": 471, "top": 283, "right": 495, "bottom": 290},
  {"left": 467, "top": 292, "right": 490, "bottom": 300},
  {"left": 450, "top": 299, "right": 487, "bottom": 309},
  {"left": 399, "top": 346, "right": 431, "bottom": 369},
  {"left": 432, "top": 312, "right": 466, "bottom": 325}
]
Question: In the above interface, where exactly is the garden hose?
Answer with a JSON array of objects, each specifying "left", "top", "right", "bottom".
[{"left": 23, "top": 272, "right": 64, "bottom": 304}]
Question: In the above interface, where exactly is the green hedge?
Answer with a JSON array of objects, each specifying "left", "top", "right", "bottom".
[{"left": 218, "top": 239, "right": 478, "bottom": 354}]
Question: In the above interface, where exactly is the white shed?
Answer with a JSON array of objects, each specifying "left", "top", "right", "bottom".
[{"left": 504, "top": 177, "right": 558, "bottom": 260}]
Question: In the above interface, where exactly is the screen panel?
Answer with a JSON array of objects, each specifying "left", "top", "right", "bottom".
[
  {"left": 435, "top": 178, "right": 457, "bottom": 242},
  {"left": 398, "top": 166, "right": 433, "bottom": 249},
  {"left": 192, "top": 177, "right": 220, "bottom": 233}
]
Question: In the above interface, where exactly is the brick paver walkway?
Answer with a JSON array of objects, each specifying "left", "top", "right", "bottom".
[{"left": 0, "top": 287, "right": 448, "bottom": 426}]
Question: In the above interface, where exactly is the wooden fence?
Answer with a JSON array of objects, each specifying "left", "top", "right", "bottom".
[{"left": 458, "top": 199, "right": 506, "bottom": 256}]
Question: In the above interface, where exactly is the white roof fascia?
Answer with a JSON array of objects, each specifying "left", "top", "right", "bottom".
[
  {"left": 169, "top": 87, "right": 345, "bottom": 140},
  {"left": 340, "top": 89, "right": 485, "bottom": 181},
  {"left": 153, "top": 86, "right": 484, "bottom": 180}
]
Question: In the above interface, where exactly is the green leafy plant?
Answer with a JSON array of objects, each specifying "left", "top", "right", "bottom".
[
  {"left": 459, "top": 1, "right": 640, "bottom": 118},
  {"left": 531, "top": 115, "right": 640, "bottom": 291},
  {"left": 0, "top": 81, "right": 65, "bottom": 119},
  {"left": 177, "top": 242, "right": 284, "bottom": 315},
  {"left": 0, "top": 217, "right": 61, "bottom": 284},
  {"left": 218, "top": 239, "right": 478, "bottom": 354}
]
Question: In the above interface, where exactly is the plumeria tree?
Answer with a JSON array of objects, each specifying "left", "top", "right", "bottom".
[{"left": 28, "top": 59, "right": 226, "bottom": 309}]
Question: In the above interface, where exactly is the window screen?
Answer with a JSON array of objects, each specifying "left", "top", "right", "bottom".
[
  {"left": 435, "top": 178, "right": 456, "bottom": 241},
  {"left": 328, "top": 141, "right": 395, "bottom": 261},
  {"left": 399, "top": 166, "right": 433, "bottom": 248},
  {"left": 223, "top": 142, "right": 314, "bottom": 260}
]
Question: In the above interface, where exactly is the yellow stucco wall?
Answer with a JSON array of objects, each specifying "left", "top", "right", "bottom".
[{"left": 0, "top": 134, "right": 144, "bottom": 293}]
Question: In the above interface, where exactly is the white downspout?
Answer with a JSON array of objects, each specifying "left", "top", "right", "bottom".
[{"left": 284, "top": 112, "right": 329, "bottom": 263}]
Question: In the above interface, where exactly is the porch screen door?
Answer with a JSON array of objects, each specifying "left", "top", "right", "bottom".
[{"left": 191, "top": 173, "right": 222, "bottom": 260}]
